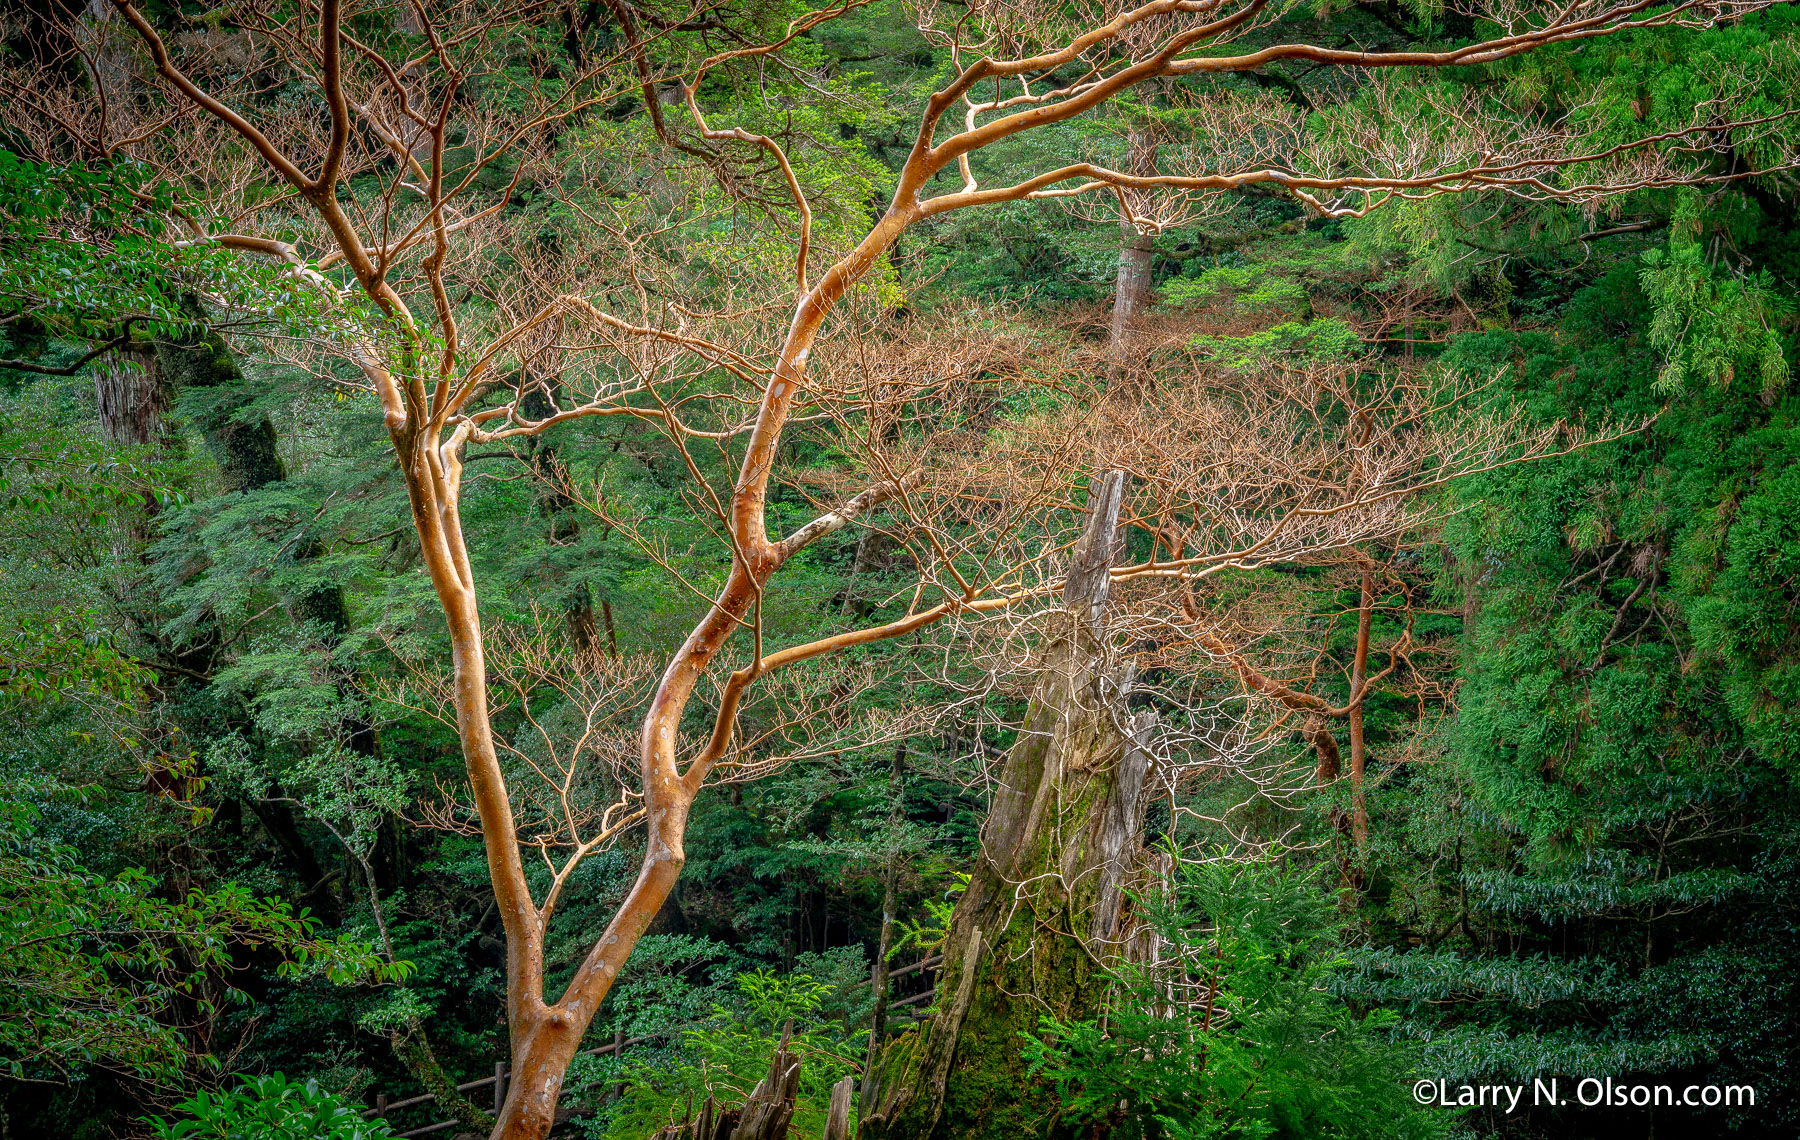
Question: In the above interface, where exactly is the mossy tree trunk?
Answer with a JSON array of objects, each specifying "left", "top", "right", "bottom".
[
  {"left": 860, "top": 472, "right": 1155, "bottom": 1140},
  {"left": 94, "top": 348, "right": 172, "bottom": 449},
  {"left": 148, "top": 297, "right": 367, "bottom": 908},
  {"left": 515, "top": 333, "right": 606, "bottom": 653}
]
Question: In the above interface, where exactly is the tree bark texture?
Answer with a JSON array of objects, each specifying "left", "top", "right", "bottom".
[
  {"left": 861, "top": 741, "right": 908, "bottom": 1114},
  {"left": 1106, "top": 130, "right": 1159, "bottom": 361},
  {"left": 823, "top": 1075, "right": 854, "bottom": 1140},
  {"left": 393, "top": 1018, "right": 496, "bottom": 1135},
  {"left": 93, "top": 350, "right": 170, "bottom": 447},
  {"left": 1108, "top": 232, "right": 1155, "bottom": 354},
  {"left": 730, "top": 1021, "right": 802, "bottom": 1140},
  {"left": 859, "top": 472, "right": 1157, "bottom": 1140},
  {"left": 1348, "top": 569, "right": 1374, "bottom": 854}
]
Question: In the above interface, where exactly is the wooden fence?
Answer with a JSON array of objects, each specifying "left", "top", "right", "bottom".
[{"left": 362, "top": 954, "right": 943, "bottom": 1138}]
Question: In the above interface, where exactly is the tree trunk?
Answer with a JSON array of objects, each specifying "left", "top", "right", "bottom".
[
  {"left": 393, "top": 1017, "right": 496, "bottom": 1134},
  {"left": 519, "top": 345, "right": 604, "bottom": 651},
  {"left": 244, "top": 795, "right": 342, "bottom": 923},
  {"left": 492, "top": 1017, "right": 584, "bottom": 1140},
  {"left": 154, "top": 294, "right": 286, "bottom": 492},
  {"left": 152, "top": 298, "right": 368, "bottom": 666},
  {"left": 861, "top": 741, "right": 908, "bottom": 1113},
  {"left": 1348, "top": 570, "right": 1374, "bottom": 854},
  {"left": 859, "top": 472, "right": 1156, "bottom": 1140},
  {"left": 822, "top": 1075, "right": 854, "bottom": 1140},
  {"left": 93, "top": 346, "right": 178, "bottom": 566},
  {"left": 150, "top": 299, "right": 372, "bottom": 916},
  {"left": 730, "top": 1020, "right": 802, "bottom": 1140},
  {"left": 1106, "top": 130, "right": 1159, "bottom": 364},
  {"left": 93, "top": 349, "right": 170, "bottom": 447},
  {"left": 1108, "top": 232, "right": 1155, "bottom": 354}
]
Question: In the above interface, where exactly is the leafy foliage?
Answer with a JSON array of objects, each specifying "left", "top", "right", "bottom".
[
  {"left": 597, "top": 968, "right": 864, "bottom": 1140},
  {"left": 1641, "top": 194, "right": 1792, "bottom": 395},
  {"left": 2, "top": 605, "right": 151, "bottom": 703},
  {"left": 1, "top": 797, "right": 403, "bottom": 1085},
  {"left": 1024, "top": 853, "right": 1440, "bottom": 1140},
  {"left": 148, "top": 1072, "right": 397, "bottom": 1140},
  {"left": 0, "top": 150, "right": 342, "bottom": 368}
]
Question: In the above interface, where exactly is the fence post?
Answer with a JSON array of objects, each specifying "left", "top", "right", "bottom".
[
  {"left": 374, "top": 1093, "right": 388, "bottom": 1120},
  {"left": 494, "top": 1061, "right": 508, "bottom": 1116}
]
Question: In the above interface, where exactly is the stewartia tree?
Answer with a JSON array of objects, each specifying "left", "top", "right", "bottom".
[{"left": 9, "top": 0, "right": 1795, "bottom": 1132}]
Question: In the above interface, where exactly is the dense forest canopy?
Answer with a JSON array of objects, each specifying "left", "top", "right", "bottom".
[{"left": 3, "top": 0, "right": 1799, "bottom": 1137}]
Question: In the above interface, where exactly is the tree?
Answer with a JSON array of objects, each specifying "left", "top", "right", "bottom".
[
  {"left": 859, "top": 361, "right": 1586, "bottom": 1137},
  {"left": 1329, "top": 242, "right": 1800, "bottom": 1134},
  {"left": 14, "top": 0, "right": 1795, "bottom": 1133}
]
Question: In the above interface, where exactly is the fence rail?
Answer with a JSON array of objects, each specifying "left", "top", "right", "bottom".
[{"left": 362, "top": 954, "right": 943, "bottom": 1138}]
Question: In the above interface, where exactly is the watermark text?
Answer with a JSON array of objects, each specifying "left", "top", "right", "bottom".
[{"left": 1411, "top": 1078, "right": 1756, "bottom": 1112}]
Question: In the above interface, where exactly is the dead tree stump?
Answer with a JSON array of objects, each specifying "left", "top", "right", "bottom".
[{"left": 859, "top": 471, "right": 1158, "bottom": 1140}]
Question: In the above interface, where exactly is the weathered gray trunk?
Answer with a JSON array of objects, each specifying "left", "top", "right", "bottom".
[
  {"left": 823, "top": 1075, "right": 854, "bottom": 1140},
  {"left": 1108, "top": 232, "right": 1155, "bottom": 352},
  {"left": 1107, "top": 130, "right": 1159, "bottom": 363},
  {"left": 729, "top": 1020, "right": 802, "bottom": 1140},
  {"left": 859, "top": 472, "right": 1156, "bottom": 1140},
  {"left": 861, "top": 742, "right": 908, "bottom": 1117},
  {"left": 650, "top": 1022, "right": 804, "bottom": 1140}
]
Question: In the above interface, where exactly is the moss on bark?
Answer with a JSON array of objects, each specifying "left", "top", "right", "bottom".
[{"left": 861, "top": 473, "right": 1153, "bottom": 1140}]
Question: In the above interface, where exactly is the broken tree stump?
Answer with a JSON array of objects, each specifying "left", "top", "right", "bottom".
[{"left": 859, "top": 471, "right": 1159, "bottom": 1140}]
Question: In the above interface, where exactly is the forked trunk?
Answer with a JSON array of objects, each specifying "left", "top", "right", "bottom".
[
  {"left": 491, "top": 1016, "right": 582, "bottom": 1140},
  {"left": 860, "top": 472, "right": 1157, "bottom": 1140}
]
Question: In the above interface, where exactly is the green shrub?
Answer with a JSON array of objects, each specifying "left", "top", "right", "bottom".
[
  {"left": 148, "top": 1073, "right": 395, "bottom": 1140},
  {"left": 596, "top": 969, "right": 862, "bottom": 1140},
  {"left": 1024, "top": 851, "right": 1442, "bottom": 1140}
]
